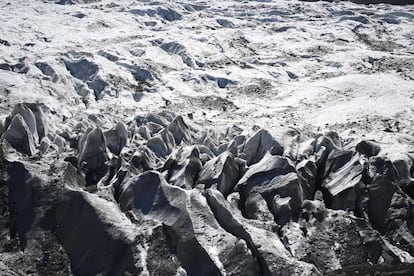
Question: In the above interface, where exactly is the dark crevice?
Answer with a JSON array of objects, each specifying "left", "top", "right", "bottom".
[{"left": 205, "top": 191, "right": 271, "bottom": 276}]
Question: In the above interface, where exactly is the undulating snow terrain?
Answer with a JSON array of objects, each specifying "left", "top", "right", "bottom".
[{"left": 1, "top": 0, "right": 414, "bottom": 275}]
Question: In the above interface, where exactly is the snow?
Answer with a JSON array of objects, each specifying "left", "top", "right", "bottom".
[
  {"left": 2, "top": 2, "right": 414, "bottom": 274},
  {"left": 1, "top": 0, "right": 414, "bottom": 159}
]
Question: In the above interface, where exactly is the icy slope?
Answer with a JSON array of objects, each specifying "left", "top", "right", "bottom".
[{"left": 1, "top": 0, "right": 414, "bottom": 275}]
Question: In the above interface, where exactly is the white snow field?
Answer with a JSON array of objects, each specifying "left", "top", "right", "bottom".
[{"left": 1, "top": 0, "right": 413, "bottom": 153}]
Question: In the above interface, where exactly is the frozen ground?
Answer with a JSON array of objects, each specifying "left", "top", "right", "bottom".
[
  {"left": 1, "top": 0, "right": 414, "bottom": 275},
  {"left": 1, "top": 0, "right": 414, "bottom": 155}
]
